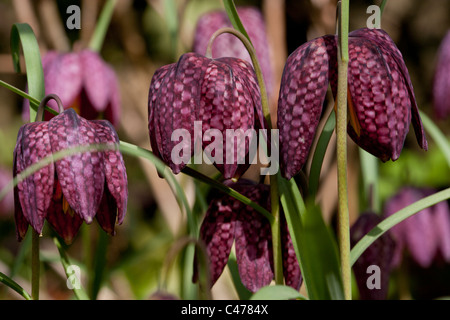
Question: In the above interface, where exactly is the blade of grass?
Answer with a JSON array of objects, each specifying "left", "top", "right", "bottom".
[
  {"left": 88, "top": 0, "right": 117, "bottom": 52},
  {"left": 309, "top": 110, "right": 336, "bottom": 200},
  {"left": 10, "top": 23, "right": 45, "bottom": 121},
  {"left": 250, "top": 285, "right": 308, "bottom": 300},
  {"left": 420, "top": 111, "right": 450, "bottom": 168},
  {"left": 0, "top": 271, "right": 32, "bottom": 300},
  {"left": 54, "top": 237, "right": 89, "bottom": 300},
  {"left": 350, "top": 187, "right": 450, "bottom": 266},
  {"left": 222, "top": 0, "right": 252, "bottom": 44}
]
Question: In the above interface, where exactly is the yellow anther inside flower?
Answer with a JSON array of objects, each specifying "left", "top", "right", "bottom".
[
  {"left": 333, "top": 88, "right": 361, "bottom": 137},
  {"left": 62, "top": 197, "right": 75, "bottom": 217}
]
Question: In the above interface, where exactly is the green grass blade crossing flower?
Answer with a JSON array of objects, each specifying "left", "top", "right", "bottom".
[
  {"left": 221, "top": 0, "right": 283, "bottom": 286},
  {"left": 10, "top": 22, "right": 46, "bottom": 300}
]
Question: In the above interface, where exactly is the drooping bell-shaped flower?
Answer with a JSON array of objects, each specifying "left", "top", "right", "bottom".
[
  {"left": 350, "top": 212, "right": 396, "bottom": 300},
  {"left": 384, "top": 187, "right": 450, "bottom": 269},
  {"left": 23, "top": 50, "right": 121, "bottom": 126},
  {"left": 148, "top": 53, "right": 265, "bottom": 179},
  {"left": 193, "top": 6, "right": 274, "bottom": 98},
  {"left": 433, "top": 30, "right": 450, "bottom": 119},
  {"left": 14, "top": 95, "right": 128, "bottom": 244},
  {"left": 194, "top": 179, "right": 301, "bottom": 293},
  {"left": 277, "top": 28, "right": 428, "bottom": 180}
]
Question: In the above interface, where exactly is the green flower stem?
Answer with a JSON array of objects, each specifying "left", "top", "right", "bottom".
[
  {"left": 205, "top": 26, "right": 283, "bottom": 285},
  {"left": 380, "top": 0, "right": 388, "bottom": 16},
  {"left": 0, "top": 271, "right": 32, "bottom": 300},
  {"left": 336, "top": 0, "right": 351, "bottom": 300},
  {"left": 31, "top": 230, "right": 40, "bottom": 300},
  {"left": 88, "top": 0, "right": 117, "bottom": 52}
]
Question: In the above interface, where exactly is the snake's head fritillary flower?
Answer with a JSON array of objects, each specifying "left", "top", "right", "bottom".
[
  {"left": 148, "top": 53, "right": 265, "bottom": 180},
  {"left": 193, "top": 6, "right": 274, "bottom": 99},
  {"left": 23, "top": 50, "right": 121, "bottom": 126},
  {"left": 384, "top": 187, "right": 450, "bottom": 269},
  {"left": 350, "top": 212, "right": 396, "bottom": 300},
  {"left": 193, "top": 179, "right": 301, "bottom": 293},
  {"left": 14, "top": 97, "right": 127, "bottom": 244},
  {"left": 277, "top": 28, "right": 427, "bottom": 179},
  {"left": 433, "top": 30, "right": 450, "bottom": 119}
]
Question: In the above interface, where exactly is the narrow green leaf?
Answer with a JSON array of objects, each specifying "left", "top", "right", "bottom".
[
  {"left": 163, "top": 0, "right": 179, "bottom": 60},
  {"left": 223, "top": 0, "right": 252, "bottom": 44},
  {"left": 118, "top": 141, "right": 197, "bottom": 236},
  {"left": 89, "top": 0, "right": 118, "bottom": 52},
  {"left": 0, "top": 271, "right": 32, "bottom": 300},
  {"left": 90, "top": 228, "right": 109, "bottom": 300},
  {"left": 350, "top": 187, "right": 450, "bottom": 267},
  {"left": 278, "top": 174, "right": 344, "bottom": 300},
  {"left": 227, "top": 252, "right": 252, "bottom": 300},
  {"left": 309, "top": 110, "right": 335, "bottom": 200},
  {"left": 420, "top": 111, "right": 450, "bottom": 168},
  {"left": 10, "top": 23, "right": 45, "bottom": 121},
  {"left": 380, "top": 0, "right": 389, "bottom": 15},
  {"left": 182, "top": 166, "right": 273, "bottom": 224},
  {"left": 54, "top": 237, "right": 90, "bottom": 300},
  {"left": 359, "top": 149, "right": 380, "bottom": 213},
  {"left": 0, "top": 80, "right": 58, "bottom": 116},
  {"left": 250, "top": 285, "right": 308, "bottom": 300}
]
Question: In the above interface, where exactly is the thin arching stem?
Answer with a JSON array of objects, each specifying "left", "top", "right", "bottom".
[{"left": 205, "top": 27, "right": 283, "bottom": 285}]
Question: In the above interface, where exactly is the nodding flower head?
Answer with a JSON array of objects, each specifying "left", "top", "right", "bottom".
[
  {"left": 148, "top": 53, "right": 265, "bottom": 180},
  {"left": 193, "top": 6, "right": 274, "bottom": 99},
  {"left": 277, "top": 28, "right": 427, "bottom": 180},
  {"left": 14, "top": 95, "right": 128, "bottom": 244},
  {"left": 23, "top": 50, "right": 121, "bottom": 127},
  {"left": 194, "top": 179, "right": 301, "bottom": 293}
]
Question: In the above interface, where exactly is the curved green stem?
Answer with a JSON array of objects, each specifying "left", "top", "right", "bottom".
[
  {"left": 0, "top": 272, "right": 32, "bottom": 300},
  {"left": 336, "top": 0, "right": 351, "bottom": 300},
  {"left": 205, "top": 27, "right": 271, "bottom": 129},
  {"left": 205, "top": 23, "right": 282, "bottom": 284}
]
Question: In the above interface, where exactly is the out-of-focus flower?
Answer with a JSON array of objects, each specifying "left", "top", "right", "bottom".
[
  {"left": 193, "top": 6, "right": 274, "bottom": 99},
  {"left": 194, "top": 179, "right": 301, "bottom": 293},
  {"left": 148, "top": 52, "right": 265, "bottom": 180},
  {"left": 384, "top": 187, "right": 450, "bottom": 268},
  {"left": 14, "top": 102, "right": 128, "bottom": 244},
  {"left": 350, "top": 212, "right": 396, "bottom": 300},
  {"left": 23, "top": 50, "right": 121, "bottom": 126},
  {"left": 0, "top": 167, "right": 14, "bottom": 217},
  {"left": 148, "top": 291, "right": 178, "bottom": 300},
  {"left": 433, "top": 30, "right": 450, "bottom": 119},
  {"left": 277, "top": 28, "right": 427, "bottom": 180}
]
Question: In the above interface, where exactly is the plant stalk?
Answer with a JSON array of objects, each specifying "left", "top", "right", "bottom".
[
  {"left": 31, "top": 230, "right": 40, "bottom": 300},
  {"left": 88, "top": 0, "right": 117, "bottom": 52},
  {"left": 336, "top": 0, "right": 351, "bottom": 300}
]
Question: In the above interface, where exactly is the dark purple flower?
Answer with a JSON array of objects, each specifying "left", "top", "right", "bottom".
[
  {"left": 193, "top": 6, "right": 274, "bottom": 99},
  {"left": 194, "top": 179, "right": 301, "bottom": 293},
  {"left": 277, "top": 28, "right": 427, "bottom": 180},
  {"left": 350, "top": 212, "right": 396, "bottom": 300},
  {"left": 23, "top": 50, "right": 121, "bottom": 126},
  {"left": 433, "top": 30, "right": 450, "bottom": 119},
  {"left": 14, "top": 105, "right": 128, "bottom": 244},
  {"left": 148, "top": 53, "right": 265, "bottom": 180},
  {"left": 384, "top": 187, "right": 450, "bottom": 269}
]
